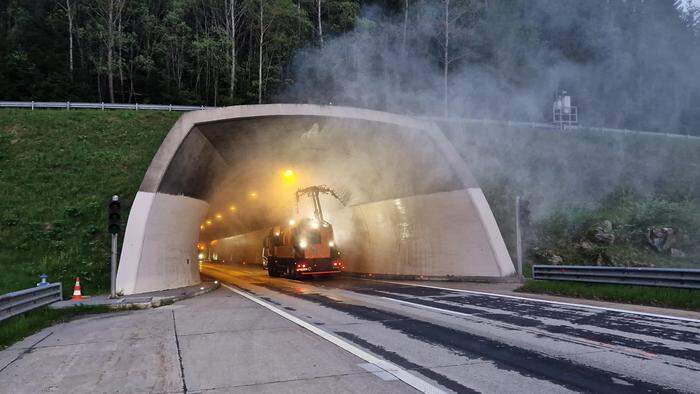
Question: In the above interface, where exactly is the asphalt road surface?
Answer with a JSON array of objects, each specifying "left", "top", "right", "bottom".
[{"left": 201, "top": 262, "right": 700, "bottom": 393}]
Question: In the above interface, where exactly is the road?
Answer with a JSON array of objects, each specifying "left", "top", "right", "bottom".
[{"left": 201, "top": 262, "right": 700, "bottom": 393}]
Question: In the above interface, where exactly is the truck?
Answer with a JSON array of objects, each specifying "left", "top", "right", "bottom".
[{"left": 263, "top": 186, "right": 344, "bottom": 278}]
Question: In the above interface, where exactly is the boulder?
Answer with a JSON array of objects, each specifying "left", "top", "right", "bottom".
[
  {"left": 646, "top": 227, "right": 679, "bottom": 252},
  {"left": 577, "top": 240, "right": 595, "bottom": 251},
  {"left": 533, "top": 248, "right": 564, "bottom": 265},
  {"left": 588, "top": 220, "right": 615, "bottom": 245}
]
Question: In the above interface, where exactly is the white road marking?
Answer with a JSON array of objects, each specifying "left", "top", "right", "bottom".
[
  {"left": 220, "top": 283, "right": 446, "bottom": 394},
  {"left": 376, "top": 280, "right": 700, "bottom": 324},
  {"left": 381, "top": 296, "right": 649, "bottom": 355}
]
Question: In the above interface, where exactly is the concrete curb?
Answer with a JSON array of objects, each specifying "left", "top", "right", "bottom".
[{"left": 50, "top": 282, "right": 220, "bottom": 310}]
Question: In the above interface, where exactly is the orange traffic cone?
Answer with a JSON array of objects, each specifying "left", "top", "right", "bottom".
[{"left": 71, "top": 277, "right": 84, "bottom": 301}]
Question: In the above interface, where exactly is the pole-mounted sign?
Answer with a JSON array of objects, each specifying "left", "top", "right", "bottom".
[{"left": 108, "top": 195, "right": 121, "bottom": 298}]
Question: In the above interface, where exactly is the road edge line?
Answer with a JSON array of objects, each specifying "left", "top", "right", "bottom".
[
  {"left": 376, "top": 280, "right": 700, "bottom": 324},
  {"left": 219, "top": 283, "right": 445, "bottom": 394}
]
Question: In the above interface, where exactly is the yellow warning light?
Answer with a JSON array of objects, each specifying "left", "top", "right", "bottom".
[
  {"left": 200, "top": 225, "right": 205, "bottom": 231},
  {"left": 249, "top": 192, "right": 258, "bottom": 198},
  {"left": 229, "top": 205, "right": 237, "bottom": 212},
  {"left": 215, "top": 213, "right": 223, "bottom": 220},
  {"left": 206, "top": 219, "right": 213, "bottom": 225}
]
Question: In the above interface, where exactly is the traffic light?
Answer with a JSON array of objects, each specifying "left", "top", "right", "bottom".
[{"left": 108, "top": 195, "right": 121, "bottom": 234}]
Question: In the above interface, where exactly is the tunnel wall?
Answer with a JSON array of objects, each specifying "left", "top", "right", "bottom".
[
  {"left": 212, "top": 228, "right": 269, "bottom": 265},
  {"left": 117, "top": 128, "right": 227, "bottom": 294},
  {"left": 118, "top": 192, "right": 209, "bottom": 294},
  {"left": 117, "top": 104, "right": 515, "bottom": 294},
  {"left": 211, "top": 189, "right": 514, "bottom": 278},
  {"left": 333, "top": 189, "right": 512, "bottom": 277}
]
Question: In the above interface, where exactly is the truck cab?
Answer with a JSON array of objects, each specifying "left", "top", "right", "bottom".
[{"left": 264, "top": 218, "right": 343, "bottom": 277}]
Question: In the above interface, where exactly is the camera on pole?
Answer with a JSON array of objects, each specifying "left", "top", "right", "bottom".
[{"left": 108, "top": 195, "right": 121, "bottom": 234}]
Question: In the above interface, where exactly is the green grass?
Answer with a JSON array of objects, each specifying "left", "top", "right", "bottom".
[
  {"left": 0, "top": 109, "right": 177, "bottom": 296},
  {"left": 0, "top": 305, "right": 116, "bottom": 350},
  {"left": 516, "top": 280, "right": 700, "bottom": 311}
]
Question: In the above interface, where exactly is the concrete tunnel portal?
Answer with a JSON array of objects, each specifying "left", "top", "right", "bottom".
[{"left": 115, "top": 105, "right": 515, "bottom": 295}]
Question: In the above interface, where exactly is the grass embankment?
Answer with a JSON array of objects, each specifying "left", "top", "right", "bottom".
[
  {"left": 443, "top": 121, "right": 700, "bottom": 266},
  {"left": 0, "top": 305, "right": 115, "bottom": 350},
  {"left": 516, "top": 280, "right": 700, "bottom": 311},
  {"left": 0, "top": 110, "right": 177, "bottom": 296}
]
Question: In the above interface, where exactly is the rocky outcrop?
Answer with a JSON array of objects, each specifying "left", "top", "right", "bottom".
[
  {"left": 588, "top": 220, "right": 615, "bottom": 245},
  {"left": 533, "top": 247, "right": 563, "bottom": 265},
  {"left": 646, "top": 227, "right": 679, "bottom": 252}
]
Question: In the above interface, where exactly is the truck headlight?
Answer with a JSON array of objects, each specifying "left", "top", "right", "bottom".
[
  {"left": 299, "top": 239, "right": 308, "bottom": 249},
  {"left": 328, "top": 241, "right": 335, "bottom": 247}
]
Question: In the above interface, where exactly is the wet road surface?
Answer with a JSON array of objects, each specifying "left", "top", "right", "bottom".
[{"left": 200, "top": 262, "right": 700, "bottom": 393}]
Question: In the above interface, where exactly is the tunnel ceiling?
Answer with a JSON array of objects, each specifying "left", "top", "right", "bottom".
[{"left": 158, "top": 115, "right": 465, "bottom": 241}]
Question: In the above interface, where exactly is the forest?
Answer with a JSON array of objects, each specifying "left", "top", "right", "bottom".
[{"left": 1, "top": 0, "right": 699, "bottom": 134}]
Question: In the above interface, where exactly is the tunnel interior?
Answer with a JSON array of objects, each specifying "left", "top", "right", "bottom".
[
  {"left": 116, "top": 106, "right": 514, "bottom": 295},
  {"left": 162, "top": 116, "right": 465, "bottom": 243}
]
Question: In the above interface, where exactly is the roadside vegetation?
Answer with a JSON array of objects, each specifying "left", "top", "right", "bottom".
[
  {"left": 516, "top": 280, "right": 700, "bottom": 312},
  {"left": 0, "top": 110, "right": 176, "bottom": 296},
  {"left": 446, "top": 121, "right": 700, "bottom": 272},
  {"left": 0, "top": 305, "right": 115, "bottom": 350},
  {"left": 532, "top": 188, "right": 700, "bottom": 269}
]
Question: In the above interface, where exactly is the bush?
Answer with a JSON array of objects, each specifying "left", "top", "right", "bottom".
[{"left": 533, "top": 188, "right": 700, "bottom": 268}]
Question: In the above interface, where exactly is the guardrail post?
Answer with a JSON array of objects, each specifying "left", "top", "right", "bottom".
[
  {"left": 31, "top": 101, "right": 34, "bottom": 110},
  {"left": 66, "top": 101, "right": 70, "bottom": 110},
  {"left": 101, "top": 102, "right": 105, "bottom": 110},
  {"left": 135, "top": 102, "right": 139, "bottom": 111},
  {"left": 169, "top": 104, "right": 172, "bottom": 112}
]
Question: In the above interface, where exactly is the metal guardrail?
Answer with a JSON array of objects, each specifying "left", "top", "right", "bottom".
[
  {"left": 430, "top": 116, "right": 700, "bottom": 141},
  {"left": 0, "top": 283, "right": 63, "bottom": 322},
  {"left": 532, "top": 265, "right": 700, "bottom": 289},
  {"left": 2, "top": 101, "right": 698, "bottom": 139},
  {"left": 0, "top": 101, "right": 215, "bottom": 112}
]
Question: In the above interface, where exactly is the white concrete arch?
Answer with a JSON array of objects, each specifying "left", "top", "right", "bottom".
[{"left": 116, "top": 104, "right": 514, "bottom": 295}]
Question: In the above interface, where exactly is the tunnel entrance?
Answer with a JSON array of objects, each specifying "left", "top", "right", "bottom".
[{"left": 116, "top": 105, "right": 514, "bottom": 295}]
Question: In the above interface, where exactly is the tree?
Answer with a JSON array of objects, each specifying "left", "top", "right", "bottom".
[
  {"left": 243, "top": 0, "right": 300, "bottom": 104},
  {"left": 317, "top": 0, "right": 323, "bottom": 46},
  {"left": 402, "top": 0, "right": 409, "bottom": 54},
  {"left": 226, "top": 0, "right": 241, "bottom": 100},
  {"left": 162, "top": 2, "right": 190, "bottom": 95},
  {"left": 56, "top": 0, "right": 77, "bottom": 76},
  {"left": 89, "top": 0, "right": 127, "bottom": 103},
  {"left": 438, "top": 0, "right": 474, "bottom": 116}
]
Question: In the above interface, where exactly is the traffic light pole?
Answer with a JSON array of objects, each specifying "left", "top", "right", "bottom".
[
  {"left": 108, "top": 195, "right": 121, "bottom": 299},
  {"left": 111, "top": 233, "right": 118, "bottom": 298}
]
